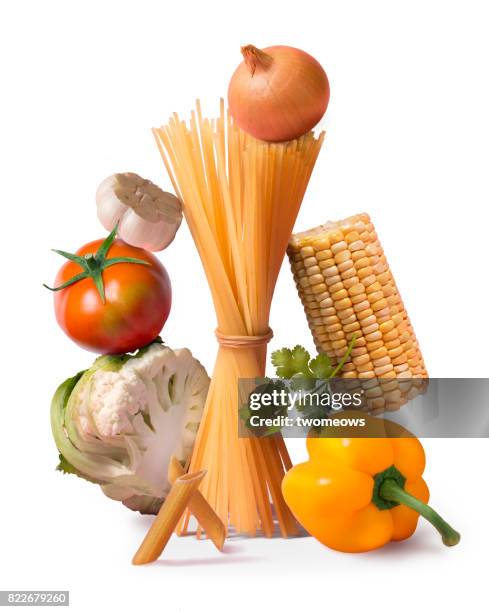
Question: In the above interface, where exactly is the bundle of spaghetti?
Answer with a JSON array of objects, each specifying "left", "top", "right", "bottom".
[{"left": 153, "top": 100, "right": 324, "bottom": 536}]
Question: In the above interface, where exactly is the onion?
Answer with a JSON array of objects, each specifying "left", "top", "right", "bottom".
[{"left": 228, "top": 44, "right": 330, "bottom": 142}]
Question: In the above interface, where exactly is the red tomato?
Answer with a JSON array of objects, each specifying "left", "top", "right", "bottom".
[{"left": 52, "top": 238, "right": 171, "bottom": 354}]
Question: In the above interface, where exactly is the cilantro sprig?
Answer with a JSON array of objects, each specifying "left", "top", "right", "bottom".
[
  {"left": 271, "top": 334, "right": 356, "bottom": 381},
  {"left": 240, "top": 335, "right": 357, "bottom": 437}
]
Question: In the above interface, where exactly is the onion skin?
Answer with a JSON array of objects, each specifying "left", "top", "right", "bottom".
[{"left": 228, "top": 45, "right": 330, "bottom": 142}]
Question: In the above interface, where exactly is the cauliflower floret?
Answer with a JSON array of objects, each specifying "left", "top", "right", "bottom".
[{"left": 84, "top": 368, "right": 149, "bottom": 437}]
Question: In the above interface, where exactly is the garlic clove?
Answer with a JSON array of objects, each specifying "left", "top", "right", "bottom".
[
  {"left": 96, "top": 175, "right": 129, "bottom": 229},
  {"left": 119, "top": 207, "right": 181, "bottom": 251}
]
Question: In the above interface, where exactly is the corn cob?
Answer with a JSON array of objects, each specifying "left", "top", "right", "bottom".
[{"left": 287, "top": 213, "right": 427, "bottom": 413}]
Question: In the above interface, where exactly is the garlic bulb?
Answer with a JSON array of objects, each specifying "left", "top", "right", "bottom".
[{"left": 96, "top": 173, "right": 182, "bottom": 251}]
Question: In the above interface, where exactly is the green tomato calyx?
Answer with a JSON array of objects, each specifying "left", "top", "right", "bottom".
[{"left": 43, "top": 225, "right": 150, "bottom": 303}]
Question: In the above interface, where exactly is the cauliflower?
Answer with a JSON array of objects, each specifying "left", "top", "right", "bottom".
[{"left": 51, "top": 341, "right": 209, "bottom": 514}]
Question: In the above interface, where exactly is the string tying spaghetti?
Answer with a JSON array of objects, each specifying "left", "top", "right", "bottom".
[{"left": 215, "top": 328, "right": 273, "bottom": 349}]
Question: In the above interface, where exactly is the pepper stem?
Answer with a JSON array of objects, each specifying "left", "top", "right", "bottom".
[
  {"left": 240, "top": 45, "right": 273, "bottom": 76},
  {"left": 380, "top": 479, "right": 461, "bottom": 547}
]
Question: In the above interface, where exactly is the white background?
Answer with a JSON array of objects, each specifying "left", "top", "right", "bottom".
[{"left": 1, "top": 0, "right": 488, "bottom": 610}]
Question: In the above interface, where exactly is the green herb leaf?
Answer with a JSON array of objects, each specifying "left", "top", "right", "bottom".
[
  {"left": 309, "top": 353, "right": 333, "bottom": 378},
  {"left": 290, "top": 345, "right": 312, "bottom": 375},
  {"left": 272, "top": 336, "right": 356, "bottom": 381},
  {"left": 271, "top": 348, "right": 294, "bottom": 378},
  {"left": 271, "top": 345, "right": 313, "bottom": 378}
]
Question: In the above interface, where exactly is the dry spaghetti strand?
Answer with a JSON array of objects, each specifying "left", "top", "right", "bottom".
[{"left": 153, "top": 100, "right": 324, "bottom": 537}]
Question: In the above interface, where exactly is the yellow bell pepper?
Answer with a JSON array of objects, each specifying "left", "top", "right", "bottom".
[{"left": 282, "top": 415, "right": 460, "bottom": 553}]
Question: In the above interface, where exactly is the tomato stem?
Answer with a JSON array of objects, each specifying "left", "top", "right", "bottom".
[{"left": 44, "top": 225, "right": 150, "bottom": 304}]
